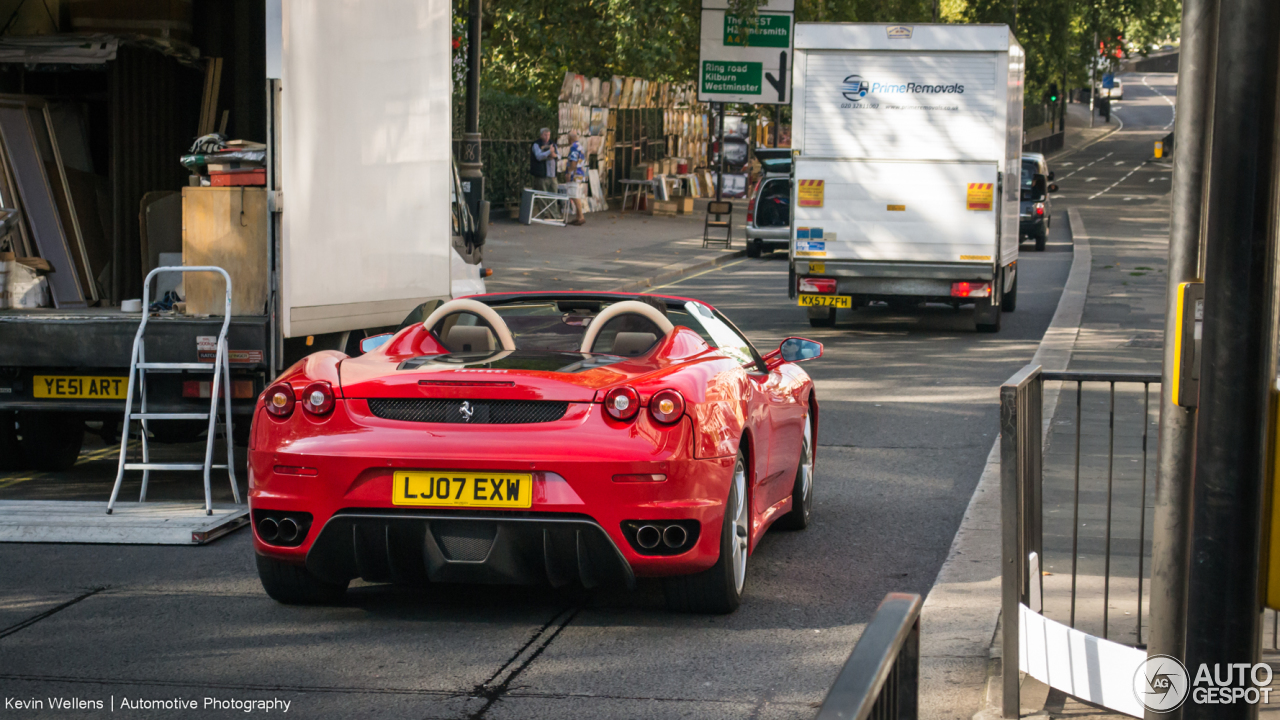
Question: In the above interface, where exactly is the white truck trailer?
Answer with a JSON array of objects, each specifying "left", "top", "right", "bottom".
[
  {"left": 0, "top": 0, "right": 483, "bottom": 471},
  {"left": 789, "top": 23, "right": 1024, "bottom": 332}
]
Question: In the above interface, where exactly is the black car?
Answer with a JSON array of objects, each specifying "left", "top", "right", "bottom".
[{"left": 1019, "top": 153, "right": 1057, "bottom": 251}]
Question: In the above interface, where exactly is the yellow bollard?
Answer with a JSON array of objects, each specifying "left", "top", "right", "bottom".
[{"left": 1155, "top": 140, "right": 1164, "bottom": 159}]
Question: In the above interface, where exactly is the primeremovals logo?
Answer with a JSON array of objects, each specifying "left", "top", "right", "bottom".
[
  {"left": 839, "top": 75, "right": 964, "bottom": 102},
  {"left": 841, "top": 75, "right": 868, "bottom": 101}
]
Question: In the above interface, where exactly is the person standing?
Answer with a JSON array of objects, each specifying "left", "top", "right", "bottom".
[
  {"left": 564, "top": 131, "right": 587, "bottom": 226},
  {"left": 530, "top": 127, "right": 559, "bottom": 218}
]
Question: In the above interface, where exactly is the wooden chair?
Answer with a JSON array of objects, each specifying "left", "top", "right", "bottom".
[{"left": 703, "top": 201, "right": 732, "bottom": 248}]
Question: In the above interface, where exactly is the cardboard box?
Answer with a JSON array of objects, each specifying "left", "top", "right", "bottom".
[
  {"left": 674, "top": 195, "right": 695, "bottom": 214},
  {"left": 652, "top": 200, "right": 680, "bottom": 216},
  {"left": 630, "top": 164, "right": 653, "bottom": 181}
]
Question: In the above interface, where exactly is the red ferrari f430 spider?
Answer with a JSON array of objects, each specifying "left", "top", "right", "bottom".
[{"left": 249, "top": 292, "right": 821, "bottom": 613}]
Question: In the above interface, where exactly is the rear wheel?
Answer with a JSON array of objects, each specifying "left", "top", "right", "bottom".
[
  {"left": 1001, "top": 274, "right": 1018, "bottom": 312},
  {"left": 746, "top": 240, "right": 762, "bottom": 258},
  {"left": 256, "top": 554, "right": 349, "bottom": 605},
  {"left": 808, "top": 307, "right": 836, "bottom": 328},
  {"left": 0, "top": 411, "right": 24, "bottom": 471},
  {"left": 775, "top": 412, "right": 814, "bottom": 530},
  {"left": 975, "top": 300, "right": 1003, "bottom": 333},
  {"left": 664, "top": 450, "right": 748, "bottom": 614},
  {"left": 17, "top": 412, "right": 84, "bottom": 471}
]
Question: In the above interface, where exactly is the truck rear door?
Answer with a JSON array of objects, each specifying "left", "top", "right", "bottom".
[
  {"left": 792, "top": 47, "right": 1005, "bottom": 266},
  {"left": 792, "top": 159, "right": 998, "bottom": 264},
  {"left": 279, "top": 0, "right": 452, "bottom": 338}
]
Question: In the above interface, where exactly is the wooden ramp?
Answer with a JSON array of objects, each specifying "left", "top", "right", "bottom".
[{"left": 0, "top": 501, "right": 248, "bottom": 545}]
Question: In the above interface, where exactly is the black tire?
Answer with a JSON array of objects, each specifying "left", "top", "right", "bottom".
[
  {"left": 746, "top": 240, "right": 762, "bottom": 258},
  {"left": 148, "top": 420, "right": 207, "bottom": 444},
  {"left": 774, "top": 411, "right": 815, "bottom": 531},
  {"left": 17, "top": 412, "right": 85, "bottom": 471},
  {"left": 664, "top": 450, "right": 748, "bottom": 614},
  {"left": 1035, "top": 230, "right": 1047, "bottom": 252},
  {"left": 256, "top": 553, "right": 349, "bottom": 605},
  {"left": 1001, "top": 274, "right": 1018, "bottom": 312},
  {"left": 808, "top": 307, "right": 836, "bottom": 328},
  {"left": 0, "top": 411, "right": 25, "bottom": 471},
  {"left": 976, "top": 301, "right": 1003, "bottom": 333}
]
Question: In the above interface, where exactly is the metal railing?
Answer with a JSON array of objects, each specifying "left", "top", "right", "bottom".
[
  {"left": 816, "top": 593, "right": 921, "bottom": 720},
  {"left": 1000, "top": 365, "right": 1160, "bottom": 716}
]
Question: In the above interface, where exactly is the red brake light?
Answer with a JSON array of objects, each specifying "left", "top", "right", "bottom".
[
  {"left": 747, "top": 187, "right": 758, "bottom": 223},
  {"left": 951, "top": 281, "right": 992, "bottom": 298},
  {"left": 301, "top": 381, "right": 334, "bottom": 416},
  {"left": 264, "top": 383, "right": 295, "bottom": 418},
  {"left": 648, "top": 389, "right": 685, "bottom": 424},
  {"left": 604, "top": 387, "right": 640, "bottom": 421},
  {"left": 1035, "top": 204, "right": 1045, "bottom": 216},
  {"left": 799, "top": 277, "right": 838, "bottom": 294}
]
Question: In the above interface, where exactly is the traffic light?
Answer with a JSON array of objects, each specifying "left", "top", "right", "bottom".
[{"left": 1048, "top": 83, "right": 1059, "bottom": 103}]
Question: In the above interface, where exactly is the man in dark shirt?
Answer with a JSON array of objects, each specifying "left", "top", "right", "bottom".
[{"left": 530, "top": 127, "right": 560, "bottom": 218}]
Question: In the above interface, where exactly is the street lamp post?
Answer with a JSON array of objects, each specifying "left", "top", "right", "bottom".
[{"left": 458, "top": 0, "right": 485, "bottom": 224}]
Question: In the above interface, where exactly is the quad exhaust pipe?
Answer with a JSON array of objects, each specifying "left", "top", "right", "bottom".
[
  {"left": 277, "top": 517, "right": 302, "bottom": 543},
  {"left": 258, "top": 517, "right": 279, "bottom": 543},
  {"left": 636, "top": 525, "right": 662, "bottom": 549},
  {"left": 633, "top": 523, "right": 690, "bottom": 552}
]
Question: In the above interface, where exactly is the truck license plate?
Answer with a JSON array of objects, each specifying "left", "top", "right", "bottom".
[
  {"left": 33, "top": 375, "right": 128, "bottom": 400},
  {"left": 798, "top": 294, "right": 852, "bottom": 308}
]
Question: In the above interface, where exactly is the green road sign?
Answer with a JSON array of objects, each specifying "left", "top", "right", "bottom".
[
  {"left": 701, "top": 60, "right": 763, "bottom": 95},
  {"left": 724, "top": 13, "right": 790, "bottom": 48}
]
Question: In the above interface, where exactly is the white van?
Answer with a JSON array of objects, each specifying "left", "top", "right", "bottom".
[{"left": 789, "top": 23, "right": 1024, "bottom": 332}]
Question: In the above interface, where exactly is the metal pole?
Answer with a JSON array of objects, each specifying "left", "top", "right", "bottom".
[
  {"left": 1183, "top": 0, "right": 1280, "bottom": 714},
  {"left": 458, "top": 0, "right": 484, "bottom": 218},
  {"left": 1089, "top": 31, "right": 1097, "bottom": 128},
  {"left": 1146, "top": 0, "right": 1217, "bottom": 714},
  {"left": 717, "top": 103, "right": 725, "bottom": 202}
]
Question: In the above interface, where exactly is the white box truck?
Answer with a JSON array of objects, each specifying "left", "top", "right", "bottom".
[
  {"left": 0, "top": 0, "right": 484, "bottom": 470},
  {"left": 789, "top": 23, "right": 1023, "bottom": 331}
]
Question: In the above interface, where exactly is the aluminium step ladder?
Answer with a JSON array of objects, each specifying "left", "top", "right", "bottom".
[{"left": 107, "top": 266, "right": 241, "bottom": 517}]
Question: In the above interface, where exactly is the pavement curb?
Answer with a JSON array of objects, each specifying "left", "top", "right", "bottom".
[
  {"left": 608, "top": 248, "right": 747, "bottom": 293},
  {"left": 917, "top": 210, "right": 1093, "bottom": 719}
]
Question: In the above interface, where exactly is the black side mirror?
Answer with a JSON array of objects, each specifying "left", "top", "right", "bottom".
[
  {"left": 359, "top": 333, "right": 394, "bottom": 355},
  {"left": 780, "top": 337, "right": 823, "bottom": 363},
  {"left": 1048, "top": 183, "right": 1059, "bottom": 193}
]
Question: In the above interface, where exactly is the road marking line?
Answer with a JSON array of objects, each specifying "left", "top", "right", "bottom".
[
  {"left": 1060, "top": 152, "right": 1114, "bottom": 179},
  {"left": 1089, "top": 160, "right": 1149, "bottom": 200},
  {"left": 643, "top": 258, "right": 750, "bottom": 292},
  {"left": 1143, "top": 74, "right": 1176, "bottom": 129}
]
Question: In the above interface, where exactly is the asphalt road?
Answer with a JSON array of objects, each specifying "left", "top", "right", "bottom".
[{"left": 0, "top": 76, "right": 1181, "bottom": 719}]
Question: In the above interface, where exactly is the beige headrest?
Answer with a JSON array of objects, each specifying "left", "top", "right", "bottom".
[
  {"left": 611, "top": 332, "right": 658, "bottom": 356},
  {"left": 445, "top": 325, "right": 495, "bottom": 353}
]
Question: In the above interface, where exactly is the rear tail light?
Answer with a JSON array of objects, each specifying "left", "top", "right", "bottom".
[
  {"left": 747, "top": 184, "right": 759, "bottom": 223},
  {"left": 799, "top": 277, "right": 838, "bottom": 294},
  {"left": 301, "top": 381, "right": 335, "bottom": 416},
  {"left": 648, "top": 389, "right": 685, "bottom": 424},
  {"left": 951, "top": 281, "right": 992, "bottom": 298},
  {"left": 604, "top": 386, "right": 640, "bottom": 421},
  {"left": 1035, "top": 203, "right": 1045, "bottom": 216},
  {"left": 183, "top": 380, "right": 255, "bottom": 399},
  {"left": 264, "top": 383, "right": 295, "bottom": 418}
]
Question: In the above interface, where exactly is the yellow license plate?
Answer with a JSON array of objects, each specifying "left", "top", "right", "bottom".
[
  {"left": 33, "top": 375, "right": 128, "bottom": 399},
  {"left": 798, "top": 294, "right": 852, "bottom": 308},
  {"left": 393, "top": 471, "right": 533, "bottom": 508}
]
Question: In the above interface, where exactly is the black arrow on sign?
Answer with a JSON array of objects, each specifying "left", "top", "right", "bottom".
[{"left": 765, "top": 51, "right": 787, "bottom": 102}]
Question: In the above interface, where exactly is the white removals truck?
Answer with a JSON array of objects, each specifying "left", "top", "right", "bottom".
[{"left": 788, "top": 23, "right": 1024, "bottom": 332}]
